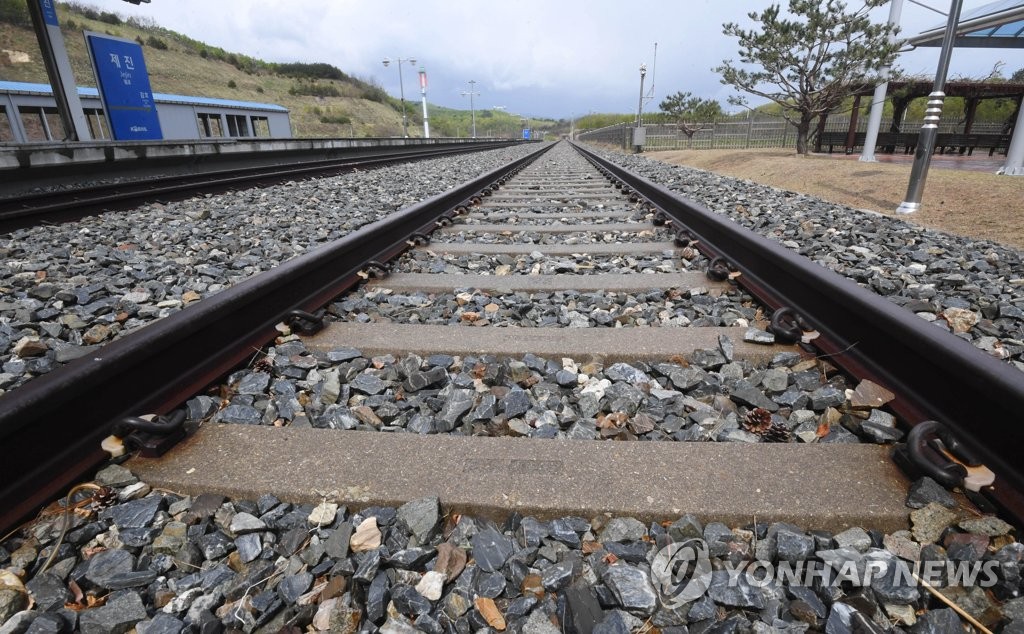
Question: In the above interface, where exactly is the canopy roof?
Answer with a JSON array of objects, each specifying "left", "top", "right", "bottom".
[{"left": 908, "top": 0, "right": 1024, "bottom": 48}]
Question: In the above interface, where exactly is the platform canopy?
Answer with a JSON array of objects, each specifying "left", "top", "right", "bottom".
[{"left": 908, "top": 0, "right": 1024, "bottom": 48}]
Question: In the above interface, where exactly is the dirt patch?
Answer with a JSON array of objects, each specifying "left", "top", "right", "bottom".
[{"left": 649, "top": 148, "right": 1024, "bottom": 250}]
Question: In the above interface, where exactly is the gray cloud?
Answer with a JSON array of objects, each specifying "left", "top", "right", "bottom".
[{"left": 69, "top": 0, "right": 1017, "bottom": 118}]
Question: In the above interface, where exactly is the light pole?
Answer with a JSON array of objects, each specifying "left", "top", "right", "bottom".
[
  {"left": 382, "top": 56, "right": 416, "bottom": 138},
  {"left": 461, "top": 80, "right": 480, "bottom": 138},
  {"left": 634, "top": 64, "right": 647, "bottom": 152}
]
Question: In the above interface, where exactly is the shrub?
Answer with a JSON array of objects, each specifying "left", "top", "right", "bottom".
[
  {"left": 0, "top": 0, "right": 29, "bottom": 26},
  {"left": 227, "top": 80, "right": 237, "bottom": 89},
  {"left": 289, "top": 82, "right": 341, "bottom": 98},
  {"left": 255, "top": 86, "right": 265, "bottom": 94},
  {"left": 273, "top": 62, "right": 350, "bottom": 82},
  {"left": 199, "top": 49, "right": 209, "bottom": 59},
  {"left": 360, "top": 85, "right": 389, "bottom": 104},
  {"left": 320, "top": 114, "right": 351, "bottom": 125},
  {"left": 146, "top": 35, "right": 168, "bottom": 50},
  {"left": 98, "top": 11, "right": 121, "bottom": 25}
]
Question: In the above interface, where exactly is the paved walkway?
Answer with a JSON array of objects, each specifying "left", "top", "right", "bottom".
[{"left": 814, "top": 151, "right": 1006, "bottom": 173}]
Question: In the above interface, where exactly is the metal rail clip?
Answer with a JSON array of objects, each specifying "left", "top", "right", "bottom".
[
  {"left": 109, "top": 410, "right": 187, "bottom": 458},
  {"left": 893, "top": 420, "right": 997, "bottom": 508},
  {"left": 285, "top": 309, "right": 326, "bottom": 335}
]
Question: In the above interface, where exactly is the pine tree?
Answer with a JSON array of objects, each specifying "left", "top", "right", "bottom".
[{"left": 715, "top": 0, "right": 901, "bottom": 154}]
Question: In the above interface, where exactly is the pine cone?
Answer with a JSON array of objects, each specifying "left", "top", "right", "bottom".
[
  {"left": 762, "top": 422, "right": 792, "bottom": 443},
  {"left": 743, "top": 408, "right": 792, "bottom": 443},
  {"left": 742, "top": 408, "right": 773, "bottom": 434},
  {"left": 90, "top": 486, "right": 118, "bottom": 509}
]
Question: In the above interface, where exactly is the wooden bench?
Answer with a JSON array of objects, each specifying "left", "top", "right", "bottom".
[
  {"left": 935, "top": 133, "right": 1010, "bottom": 156},
  {"left": 818, "top": 131, "right": 916, "bottom": 154}
]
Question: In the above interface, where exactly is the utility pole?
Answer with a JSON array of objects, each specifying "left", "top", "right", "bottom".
[
  {"left": 634, "top": 64, "right": 647, "bottom": 152},
  {"left": 461, "top": 80, "right": 480, "bottom": 138}
]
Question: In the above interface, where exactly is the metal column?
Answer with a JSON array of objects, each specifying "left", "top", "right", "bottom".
[
  {"left": 861, "top": 0, "right": 904, "bottom": 163},
  {"left": 897, "top": 0, "right": 963, "bottom": 214},
  {"left": 998, "top": 103, "right": 1024, "bottom": 175}
]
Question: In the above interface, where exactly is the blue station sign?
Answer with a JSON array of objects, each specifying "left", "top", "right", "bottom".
[
  {"left": 39, "top": 0, "right": 59, "bottom": 26},
  {"left": 85, "top": 32, "right": 163, "bottom": 141}
]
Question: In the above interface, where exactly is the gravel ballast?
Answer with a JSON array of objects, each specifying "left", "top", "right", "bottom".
[
  {"left": 0, "top": 144, "right": 540, "bottom": 393},
  {"left": 0, "top": 466, "right": 1019, "bottom": 633},
  {"left": 589, "top": 146, "right": 1024, "bottom": 372}
]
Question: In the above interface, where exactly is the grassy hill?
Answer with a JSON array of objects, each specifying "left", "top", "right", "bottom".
[{"left": 0, "top": 1, "right": 564, "bottom": 138}]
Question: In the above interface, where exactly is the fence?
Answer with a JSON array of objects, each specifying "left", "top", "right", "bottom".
[
  {"left": 577, "top": 118, "right": 793, "bottom": 151},
  {"left": 577, "top": 116, "right": 1009, "bottom": 151}
]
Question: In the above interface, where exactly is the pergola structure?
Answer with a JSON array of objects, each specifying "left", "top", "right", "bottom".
[
  {"left": 851, "top": 0, "right": 1024, "bottom": 175},
  {"left": 819, "top": 80, "right": 1023, "bottom": 154}
]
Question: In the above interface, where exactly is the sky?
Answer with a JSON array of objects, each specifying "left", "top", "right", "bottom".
[{"left": 72, "top": 0, "right": 1021, "bottom": 120}]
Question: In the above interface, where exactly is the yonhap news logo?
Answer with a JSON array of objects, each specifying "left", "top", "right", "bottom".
[
  {"left": 650, "top": 538, "right": 713, "bottom": 608},
  {"left": 650, "top": 538, "right": 1002, "bottom": 608}
]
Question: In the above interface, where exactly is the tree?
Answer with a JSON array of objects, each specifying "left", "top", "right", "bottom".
[
  {"left": 1012, "top": 68, "right": 1024, "bottom": 84},
  {"left": 715, "top": 0, "right": 901, "bottom": 154},
  {"left": 659, "top": 91, "right": 724, "bottom": 143},
  {"left": 659, "top": 91, "right": 724, "bottom": 121}
]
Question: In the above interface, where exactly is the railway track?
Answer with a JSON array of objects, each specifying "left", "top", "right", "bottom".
[
  {"left": 0, "top": 140, "right": 519, "bottom": 233},
  {"left": 2, "top": 140, "right": 1023, "bottom": 633}
]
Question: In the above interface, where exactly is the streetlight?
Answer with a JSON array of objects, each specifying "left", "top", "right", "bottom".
[
  {"left": 634, "top": 64, "right": 647, "bottom": 152},
  {"left": 461, "top": 80, "right": 480, "bottom": 138},
  {"left": 382, "top": 56, "right": 416, "bottom": 138}
]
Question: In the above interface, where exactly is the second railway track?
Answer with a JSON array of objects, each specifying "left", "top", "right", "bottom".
[{"left": 2, "top": 140, "right": 1024, "bottom": 633}]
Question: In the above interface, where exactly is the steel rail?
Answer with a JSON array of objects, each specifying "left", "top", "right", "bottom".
[
  {"left": 573, "top": 141, "right": 1024, "bottom": 524},
  {"left": 0, "top": 142, "right": 553, "bottom": 535},
  {"left": 0, "top": 141, "right": 520, "bottom": 233}
]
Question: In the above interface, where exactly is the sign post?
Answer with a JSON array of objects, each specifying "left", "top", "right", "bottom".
[
  {"left": 27, "top": 0, "right": 92, "bottom": 140},
  {"left": 85, "top": 32, "right": 163, "bottom": 141},
  {"left": 418, "top": 69, "right": 430, "bottom": 139}
]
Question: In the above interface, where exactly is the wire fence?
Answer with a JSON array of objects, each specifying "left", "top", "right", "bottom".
[{"left": 577, "top": 116, "right": 1009, "bottom": 151}]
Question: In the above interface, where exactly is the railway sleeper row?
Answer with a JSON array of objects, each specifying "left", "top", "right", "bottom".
[{"left": 1, "top": 142, "right": 1022, "bottom": 633}]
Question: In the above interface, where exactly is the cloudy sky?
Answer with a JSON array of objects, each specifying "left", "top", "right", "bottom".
[{"left": 75, "top": 0, "right": 1018, "bottom": 119}]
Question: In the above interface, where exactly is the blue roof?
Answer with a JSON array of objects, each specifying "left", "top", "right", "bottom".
[
  {"left": 910, "top": 0, "right": 1024, "bottom": 48},
  {"left": 0, "top": 81, "right": 289, "bottom": 112}
]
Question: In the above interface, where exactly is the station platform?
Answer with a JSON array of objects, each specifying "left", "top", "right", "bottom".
[{"left": 0, "top": 136, "right": 504, "bottom": 172}]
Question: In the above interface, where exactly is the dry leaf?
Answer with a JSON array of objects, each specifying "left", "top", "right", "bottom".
[
  {"left": 668, "top": 355, "right": 690, "bottom": 367},
  {"left": 602, "top": 552, "right": 619, "bottom": 564},
  {"left": 65, "top": 594, "right": 107, "bottom": 611},
  {"left": 815, "top": 422, "right": 830, "bottom": 438},
  {"left": 597, "top": 412, "right": 628, "bottom": 430},
  {"left": 474, "top": 597, "right": 507, "bottom": 631}
]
